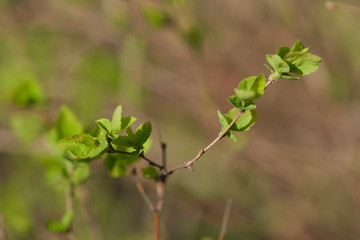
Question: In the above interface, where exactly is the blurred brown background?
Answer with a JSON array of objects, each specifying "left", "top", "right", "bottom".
[{"left": 1, "top": 0, "right": 360, "bottom": 239}]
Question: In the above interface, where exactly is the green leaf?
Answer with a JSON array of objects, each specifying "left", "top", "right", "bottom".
[
  {"left": 224, "top": 108, "right": 257, "bottom": 132},
  {"left": 235, "top": 74, "right": 266, "bottom": 102},
  {"left": 217, "top": 111, "right": 236, "bottom": 142},
  {"left": 228, "top": 95, "right": 242, "bottom": 109},
  {"left": 141, "top": 6, "right": 172, "bottom": 29},
  {"left": 72, "top": 163, "right": 90, "bottom": 185},
  {"left": 89, "top": 133, "right": 108, "bottom": 158},
  {"left": 59, "top": 134, "right": 96, "bottom": 159},
  {"left": 96, "top": 118, "right": 111, "bottom": 134},
  {"left": 265, "top": 54, "right": 290, "bottom": 73},
  {"left": 111, "top": 105, "right": 122, "bottom": 133},
  {"left": 133, "top": 122, "right": 152, "bottom": 146},
  {"left": 120, "top": 116, "right": 137, "bottom": 131},
  {"left": 290, "top": 39, "right": 308, "bottom": 53},
  {"left": 277, "top": 47, "right": 290, "bottom": 59},
  {"left": 228, "top": 95, "right": 257, "bottom": 110},
  {"left": 46, "top": 211, "right": 73, "bottom": 233},
  {"left": 284, "top": 52, "right": 322, "bottom": 75},
  {"left": 141, "top": 166, "right": 159, "bottom": 180},
  {"left": 11, "top": 79, "right": 44, "bottom": 106},
  {"left": 55, "top": 106, "right": 83, "bottom": 140}
]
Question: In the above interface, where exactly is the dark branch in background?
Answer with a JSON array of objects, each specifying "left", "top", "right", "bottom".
[{"left": 218, "top": 198, "right": 233, "bottom": 240}]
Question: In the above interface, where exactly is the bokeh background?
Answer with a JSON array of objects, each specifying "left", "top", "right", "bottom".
[{"left": 1, "top": 0, "right": 360, "bottom": 239}]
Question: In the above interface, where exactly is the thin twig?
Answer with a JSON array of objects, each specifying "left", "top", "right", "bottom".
[
  {"left": 218, "top": 198, "right": 233, "bottom": 240},
  {"left": 131, "top": 168, "right": 155, "bottom": 212},
  {"left": 167, "top": 110, "right": 244, "bottom": 173},
  {"left": 107, "top": 138, "right": 164, "bottom": 169},
  {"left": 326, "top": 1, "right": 360, "bottom": 14}
]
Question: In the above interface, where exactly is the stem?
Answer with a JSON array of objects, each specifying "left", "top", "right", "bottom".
[
  {"left": 153, "top": 212, "right": 161, "bottom": 240},
  {"left": 218, "top": 198, "right": 233, "bottom": 240}
]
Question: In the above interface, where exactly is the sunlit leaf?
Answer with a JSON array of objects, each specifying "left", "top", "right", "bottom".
[
  {"left": 46, "top": 211, "right": 73, "bottom": 233},
  {"left": 111, "top": 105, "right": 122, "bottom": 133},
  {"left": 265, "top": 54, "right": 290, "bottom": 73},
  {"left": 235, "top": 74, "right": 266, "bottom": 102},
  {"left": 284, "top": 52, "right": 322, "bottom": 75},
  {"left": 96, "top": 118, "right": 111, "bottom": 134}
]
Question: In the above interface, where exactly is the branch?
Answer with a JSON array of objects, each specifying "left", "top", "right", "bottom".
[{"left": 218, "top": 198, "right": 233, "bottom": 240}]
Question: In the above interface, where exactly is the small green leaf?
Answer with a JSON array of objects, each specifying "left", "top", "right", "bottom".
[
  {"left": 284, "top": 52, "right": 322, "bottom": 75},
  {"left": 46, "top": 211, "right": 73, "bottom": 233},
  {"left": 235, "top": 74, "right": 266, "bottom": 102},
  {"left": 133, "top": 122, "right": 152, "bottom": 146},
  {"left": 225, "top": 108, "right": 257, "bottom": 132},
  {"left": 228, "top": 95, "right": 257, "bottom": 110},
  {"left": 277, "top": 46, "right": 290, "bottom": 59},
  {"left": 217, "top": 111, "right": 236, "bottom": 142},
  {"left": 228, "top": 95, "right": 242, "bottom": 109},
  {"left": 90, "top": 133, "right": 108, "bottom": 158},
  {"left": 55, "top": 106, "right": 83, "bottom": 140},
  {"left": 11, "top": 79, "right": 44, "bottom": 106},
  {"left": 72, "top": 163, "right": 90, "bottom": 185},
  {"left": 96, "top": 118, "right": 111, "bottom": 134},
  {"left": 59, "top": 134, "right": 96, "bottom": 159},
  {"left": 290, "top": 39, "right": 307, "bottom": 52},
  {"left": 120, "top": 116, "right": 137, "bottom": 131},
  {"left": 264, "top": 64, "right": 275, "bottom": 73},
  {"left": 141, "top": 166, "right": 159, "bottom": 180},
  {"left": 141, "top": 6, "right": 172, "bottom": 29},
  {"left": 265, "top": 54, "right": 290, "bottom": 73},
  {"left": 111, "top": 105, "right": 122, "bottom": 133}
]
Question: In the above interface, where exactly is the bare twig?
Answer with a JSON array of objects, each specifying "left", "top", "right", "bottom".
[
  {"left": 218, "top": 198, "right": 233, "bottom": 240},
  {"left": 326, "top": 1, "right": 360, "bottom": 14}
]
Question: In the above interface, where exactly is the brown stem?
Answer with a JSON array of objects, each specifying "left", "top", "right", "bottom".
[
  {"left": 153, "top": 212, "right": 161, "bottom": 240},
  {"left": 218, "top": 198, "right": 233, "bottom": 240}
]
